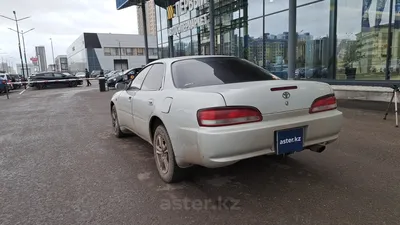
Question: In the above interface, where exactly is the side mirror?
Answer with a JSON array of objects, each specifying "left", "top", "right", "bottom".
[
  {"left": 115, "top": 82, "right": 127, "bottom": 91},
  {"left": 128, "top": 85, "right": 140, "bottom": 91}
]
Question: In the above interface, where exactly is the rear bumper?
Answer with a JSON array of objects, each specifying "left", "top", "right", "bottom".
[{"left": 174, "top": 109, "right": 343, "bottom": 168}]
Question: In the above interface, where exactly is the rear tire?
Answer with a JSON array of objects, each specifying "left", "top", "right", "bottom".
[{"left": 153, "top": 125, "right": 187, "bottom": 183}]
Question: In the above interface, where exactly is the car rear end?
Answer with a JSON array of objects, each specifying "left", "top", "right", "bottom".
[
  {"left": 194, "top": 89, "right": 342, "bottom": 168},
  {"left": 0, "top": 74, "right": 13, "bottom": 91},
  {"left": 169, "top": 57, "right": 343, "bottom": 168},
  {"left": 0, "top": 75, "right": 7, "bottom": 93}
]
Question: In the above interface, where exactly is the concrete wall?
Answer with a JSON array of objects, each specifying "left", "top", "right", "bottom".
[
  {"left": 67, "top": 34, "right": 87, "bottom": 73},
  {"left": 94, "top": 33, "right": 158, "bottom": 71},
  {"left": 67, "top": 33, "right": 158, "bottom": 73},
  {"left": 332, "top": 85, "right": 394, "bottom": 102}
]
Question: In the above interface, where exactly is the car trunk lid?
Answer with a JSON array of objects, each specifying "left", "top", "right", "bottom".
[{"left": 187, "top": 80, "right": 333, "bottom": 115}]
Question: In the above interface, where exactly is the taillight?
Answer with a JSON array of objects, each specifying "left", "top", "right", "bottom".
[
  {"left": 1, "top": 80, "right": 5, "bottom": 84},
  {"left": 309, "top": 94, "right": 337, "bottom": 113},
  {"left": 197, "top": 107, "right": 263, "bottom": 127}
]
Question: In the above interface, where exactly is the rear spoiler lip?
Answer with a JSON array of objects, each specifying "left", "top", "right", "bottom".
[{"left": 270, "top": 86, "right": 298, "bottom": 91}]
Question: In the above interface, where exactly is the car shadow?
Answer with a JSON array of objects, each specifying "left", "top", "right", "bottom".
[
  {"left": 117, "top": 134, "right": 329, "bottom": 201},
  {"left": 29, "top": 84, "right": 84, "bottom": 90}
]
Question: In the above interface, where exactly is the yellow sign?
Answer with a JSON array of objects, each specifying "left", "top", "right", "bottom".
[{"left": 167, "top": 5, "right": 175, "bottom": 20}]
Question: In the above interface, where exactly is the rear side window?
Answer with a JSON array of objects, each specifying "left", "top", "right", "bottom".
[
  {"left": 171, "top": 57, "right": 278, "bottom": 88},
  {"left": 35, "top": 73, "right": 52, "bottom": 77}
]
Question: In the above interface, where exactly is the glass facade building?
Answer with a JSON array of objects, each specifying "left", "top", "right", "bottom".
[{"left": 154, "top": 0, "right": 400, "bottom": 81}]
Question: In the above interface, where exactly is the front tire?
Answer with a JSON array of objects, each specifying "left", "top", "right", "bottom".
[
  {"left": 153, "top": 125, "right": 187, "bottom": 183},
  {"left": 111, "top": 105, "right": 125, "bottom": 138}
]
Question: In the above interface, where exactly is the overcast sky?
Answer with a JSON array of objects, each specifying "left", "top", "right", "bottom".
[
  {"left": 0, "top": 0, "right": 138, "bottom": 68},
  {"left": 0, "top": 0, "right": 394, "bottom": 70}
]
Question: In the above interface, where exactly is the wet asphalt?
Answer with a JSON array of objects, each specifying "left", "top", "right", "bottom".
[{"left": 0, "top": 84, "right": 400, "bottom": 225}]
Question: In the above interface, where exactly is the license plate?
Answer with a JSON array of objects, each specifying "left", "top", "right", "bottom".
[{"left": 275, "top": 127, "right": 304, "bottom": 155}]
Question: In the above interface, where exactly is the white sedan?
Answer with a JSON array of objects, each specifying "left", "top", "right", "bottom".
[{"left": 110, "top": 56, "right": 343, "bottom": 183}]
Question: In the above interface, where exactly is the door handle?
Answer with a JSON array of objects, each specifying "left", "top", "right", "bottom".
[
  {"left": 128, "top": 96, "right": 132, "bottom": 101},
  {"left": 148, "top": 99, "right": 154, "bottom": 105}
]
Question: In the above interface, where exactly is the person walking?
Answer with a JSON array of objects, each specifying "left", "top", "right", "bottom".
[
  {"left": 85, "top": 68, "right": 91, "bottom": 86},
  {"left": 100, "top": 69, "right": 104, "bottom": 77}
]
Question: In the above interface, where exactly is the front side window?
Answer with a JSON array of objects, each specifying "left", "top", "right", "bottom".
[
  {"left": 141, "top": 64, "right": 165, "bottom": 91},
  {"left": 171, "top": 57, "right": 278, "bottom": 89},
  {"left": 129, "top": 65, "right": 152, "bottom": 89}
]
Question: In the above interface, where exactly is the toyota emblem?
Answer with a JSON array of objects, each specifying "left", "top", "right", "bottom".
[{"left": 282, "top": 92, "right": 291, "bottom": 99}]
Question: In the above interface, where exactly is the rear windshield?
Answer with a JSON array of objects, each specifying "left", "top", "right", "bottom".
[{"left": 171, "top": 57, "right": 278, "bottom": 89}]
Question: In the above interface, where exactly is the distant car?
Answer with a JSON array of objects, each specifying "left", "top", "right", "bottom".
[
  {"left": 29, "top": 72, "right": 83, "bottom": 89},
  {"left": 9, "top": 74, "right": 23, "bottom": 89},
  {"left": 295, "top": 68, "right": 306, "bottom": 79},
  {"left": 0, "top": 74, "right": 7, "bottom": 93},
  {"left": 106, "top": 72, "right": 125, "bottom": 88},
  {"left": 0, "top": 73, "right": 13, "bottom": 91},
  {"left": 75, "top": 72, "right": 86, "bottom": 78},
  {"left": 105, "top": 70, "right": 122, "bottom": 79},
  {"left": 62, "top": 72, "right": 73, "bottom": 76},
  {"left": 110, "top": 56, "right": 343, "bottom": 183},
  {"left": 90, "top": 70, "right": 101, "bottom": 78}
]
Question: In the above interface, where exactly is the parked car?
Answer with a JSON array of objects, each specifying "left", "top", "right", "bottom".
[
  {"left": 105, "top": 70, "right": 122, "bottom": 79},
  {"left": 29, "top": 72, "right": 83, "bottom": 89},
  {"left": 62, "top": 72, "right": 73, "bottom": 76},
  {"left": 106, "top": 72, "right": 125, "bottom": 88},
  {"left": 0, "top": 73, "right": 13, "bottom": 91},
  {"left": 90, "top": 70, "right": 101, "bottom": 78},
  {"left": 107, "top": 67, "right": 143, "bottom": 88},
  {"left": 110, "top": 56, "right": 343, "bottom": 183},
  {"left": 9, "top": 74, "right": 23, "bottom": 89},
  {"left": 75, "top": 72, "right": 86, "bottom": 78},
  {"left": 295, "top": 68, "right": 306, "bottom": 79},
  {"left": 0, "top": 74, "right": 8, "bottom": 93}
]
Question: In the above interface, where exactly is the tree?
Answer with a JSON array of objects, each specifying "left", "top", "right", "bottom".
[{"left": 343, "top": 39, "right": 364, "bottom": 68}]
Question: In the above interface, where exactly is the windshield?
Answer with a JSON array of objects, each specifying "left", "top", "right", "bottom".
[{"left": 171, "top": 57, "right": 279, "bottom": 89}]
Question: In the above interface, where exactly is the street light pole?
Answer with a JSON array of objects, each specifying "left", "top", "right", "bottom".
[
  {"left": 0, "top": 11, "right": 30, "bottom": 78},
  {"left": 50, "top": 38, "right": 55, "bottom": 71},
  {"left": 116, "top": 40, "right": 123, "bottom": 70},
  {"left": 118, "top": 40, "right": 122, "bottom": 59},
  {"left": 13, "top": 11, "right": 25, "bottom": 77},
  {"left": 9, "top": 28, "right": 34, "bottom": 77}
]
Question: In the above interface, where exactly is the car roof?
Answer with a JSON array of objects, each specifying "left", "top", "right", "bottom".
[
  {"left": 149, "top": 55, "right": 236, "bottom": 65},
  {"left": 35, "top": 72, "right": 54, "bottom": 74}
]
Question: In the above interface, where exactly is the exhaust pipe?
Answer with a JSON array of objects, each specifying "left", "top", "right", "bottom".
[{"left": 308, "top": 144, "right": 326, "bottom": 153}]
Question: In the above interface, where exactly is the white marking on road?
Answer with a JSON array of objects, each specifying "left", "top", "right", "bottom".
[{"left": 19, "top": 87, "right": 29, "bottom": 95}]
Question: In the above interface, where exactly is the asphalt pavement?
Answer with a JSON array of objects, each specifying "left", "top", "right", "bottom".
[{"left": 1, "top": 84, "right": 400, "bottom": 225}]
